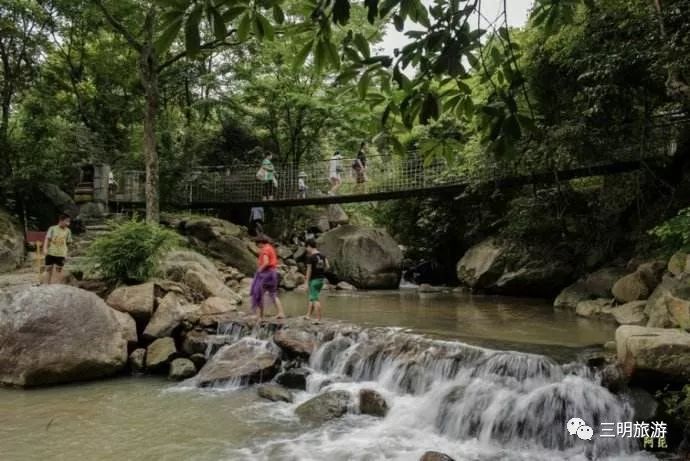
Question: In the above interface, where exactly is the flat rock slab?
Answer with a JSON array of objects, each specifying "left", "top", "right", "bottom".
[
  {"left": 274, "top": 328, "right": 317, "bottom": 358},
  {"left": 616, "top": 325, "right": 690, "bottom": 384},
  {"left": 195, "top": 338, "right": 280, "bottom": 387},
  {"left": 257, "top": 383, "right": 294, "bottom": 403},
  {"left": 295, "top": 390, "right": 351, "bottom": 423}
]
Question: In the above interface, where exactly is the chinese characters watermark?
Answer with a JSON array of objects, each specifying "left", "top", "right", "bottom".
[{"left": 566, "top": 417, "right": 667, "bottom": 448}]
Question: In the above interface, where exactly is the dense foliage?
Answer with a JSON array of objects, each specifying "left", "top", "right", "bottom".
[
  {"left": 86, "top": 219, "right": 182, "bottom": 283},
  {"left": 0, "top": 0, "right": 688, "bottom": 269}
]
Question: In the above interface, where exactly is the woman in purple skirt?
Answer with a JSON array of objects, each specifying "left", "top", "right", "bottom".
[{"left": 250, "top": 235, "right": 286, "bottom": 320}]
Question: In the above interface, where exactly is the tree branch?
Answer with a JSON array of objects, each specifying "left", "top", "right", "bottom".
[
  {"left": 158, "top": 29, "right": 239, "bottom": 72},
  {"left": 92, "top": 0, "right": 142, "bottom": 52}
]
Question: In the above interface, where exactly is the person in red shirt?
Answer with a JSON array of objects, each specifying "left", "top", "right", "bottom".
[{"left": 249, "top": 235, "right": 286, "bottom": 320}]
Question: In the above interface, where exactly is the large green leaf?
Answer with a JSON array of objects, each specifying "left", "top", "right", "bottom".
[
  {"left": 364, "top": 0, "right": 379, "bottom": 23},
  {"left": 184, "top": 4, "right": 203, "bottom": 57},
  {"left": 237, "top": 13, "right": 252, "bottom": 41},
  {"left": 313, "top": 39, "right": 328, "bottom": 73},
  {"left": 353, "top": 33, "right": 370, "bottom": 59},
  {"left": 358, "top": 71, "right": 371, "bottom": 99},
  {"left": 155, "top": 15, "right": 183, "bottom": 54},
  {"left": 272, "top": 5, "right": 285, "bottom": 24},
  {"left": 293, "top": 39, "right": 314, "bottom": 69},
  {"left": 256, "top": 14, "right": 274, "bottom": 40},
  {"left": 326, "top": 41, "right": 341, "bottom": 69},
  {"left": 209, "top": 5, "right": 226, "bottom": 42},
  {"left": 379, "top": 0, "right": 400, "bottom": 17},
  {"left": 333, "top": 0, "right": 351, "bottom": 25}
]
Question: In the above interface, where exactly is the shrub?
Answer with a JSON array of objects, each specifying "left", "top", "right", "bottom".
[
  {"left": 86, "top": 219, "right": 183, "bottom": 283},
  {"left": 648, "top": 207, "right": 690, "bottom": 253}
]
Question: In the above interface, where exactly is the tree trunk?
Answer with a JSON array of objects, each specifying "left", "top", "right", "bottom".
[{"left": 140, "top": 7, "right": 159, "bottom": 223}]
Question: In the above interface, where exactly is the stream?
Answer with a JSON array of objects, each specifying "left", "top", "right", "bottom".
[{"left": 1, "top": 290, "right": 654, "bottom": 461}]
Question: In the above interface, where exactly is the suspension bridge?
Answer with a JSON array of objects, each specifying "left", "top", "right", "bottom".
[{"left": 113, "top": 117, "right": 688, "bottom": 208}]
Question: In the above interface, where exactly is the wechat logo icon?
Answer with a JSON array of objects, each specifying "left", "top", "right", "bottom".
[{"left": 567, "top": 417, "right": 594, "bottom": 441}]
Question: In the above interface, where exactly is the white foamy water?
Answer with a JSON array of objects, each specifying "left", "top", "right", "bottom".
[{"left": 220, "top": 330, "right": 656, "bottom": 461}]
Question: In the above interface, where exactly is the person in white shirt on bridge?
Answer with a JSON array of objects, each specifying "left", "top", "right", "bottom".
[{"left": 328, "top": 151, "right": 343, "bottom": 195}]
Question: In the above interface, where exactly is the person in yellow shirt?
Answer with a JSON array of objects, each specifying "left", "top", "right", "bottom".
[{"left": 43, "top": 214, "right": 72, "bottom": 284}]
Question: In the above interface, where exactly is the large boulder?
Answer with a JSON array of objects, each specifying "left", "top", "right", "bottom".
[
  {"left": 106, "top": 282, "right": 155, "bottom": 320},
  {"left": 616, "top": 326, "right": 690, "bottom": 385},
  {"left": 257, "top": 383, "right": 294, "bottom": 403},
  {"left": 327, "top": 204, "right": 349, "bottom": 225},
  {"left": 359, "top": 388, "right": 389, "bottom": 417},
  {"left": 611, "top": 301, "right": 648, "bottom": 326},
  {"left": 0, "top": 285, "right": 128, "bottom": 387},
  {"left": 111, "top": 309, "right": 138, "bottom": 345},
  {"left": 199, "top": 296, "right": 238, "bottom": 316},
  {"left": 195, "top": 338, "right": 281, "bottom": 387},
  {"left": 612, "top": 272, "right": 650, "bottom": 303},
  {"left": 276, "top": 368, "right": 311, "bottom": 390},
  {"left": 177, "top": 217, "right": 256, "bottom": 275},
  {"left": 456, "top": 238, "right": 573, "bottom": 297},
  {"left": 168, "top": 358, "right": 196, "bottom": 381},
  {"left": 143, "top": 292, "right": 200, "bottom": 340},
  {"left": 184, "top": 268, "right": 242, "bottom": 304},
  {"left": 295, "top": 390, "right": 351, "bottom": 423},
  {"left": 274, "top": 328, "right": 317, "bottom": 358},
  {"left": 667, "top": 251, "right": 689, "bottom": 276},
  {"left": 17, "top": 182, "right": 79, "bottom": 230},
  {"left": 554, "top": 267, "right": 627, "bottom": 309},
  {"left": 456, "top": 238, "right": 504, "bottom": 289},
  {"left": 129, "top": 348, "right": 146, "bottom": 372},
  {"left": 645, "top": 274, "right": 690, "bottom": 328},
  {"left": 0, "top": 208, "right": 24, "bottom": 273},
  {"left": 145, "top": 337, "right": 177, "bottom": 372},
  {"left": 159, "top": 250, "right": 219, "bottom": 281},
  {"left": 318, "top": 225, "right": 403, "bottom": 289}
]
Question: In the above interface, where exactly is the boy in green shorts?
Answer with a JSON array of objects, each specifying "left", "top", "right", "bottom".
[{"left": 304, "top": 239, "right": 329, "bottom": 322}]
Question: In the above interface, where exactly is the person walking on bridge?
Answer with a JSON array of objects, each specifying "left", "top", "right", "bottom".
[
  {"left": 328, "top": 151, "right": 343, "bottom": 195},
  {"left": 257, "top": 152, "right": 276, "bottom": 200},
  {"left": 352, "top": 141, "right": 368, "bottom": 192},
  {"left": 249, "top": 235, "right": 286, "bottom": 321}
]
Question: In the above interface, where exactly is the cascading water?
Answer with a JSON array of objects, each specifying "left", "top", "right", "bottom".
[{"left": 221, "top": 326, "right": 655, "bottom": 461}]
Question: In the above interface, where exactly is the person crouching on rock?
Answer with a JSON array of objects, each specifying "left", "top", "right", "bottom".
[
  {"left": 250, "top": 234, "right": 286, "bottom": 321},
  {"left": 304, "top": 239, "right": 329, "bottom": 323},
  {"left": 43, "top": 213, "right": 72, "bottom": 284}
]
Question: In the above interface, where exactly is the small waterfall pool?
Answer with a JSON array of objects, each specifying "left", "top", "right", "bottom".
[{"left": 1, "top": 291, "right": 652, "bottom": 461}]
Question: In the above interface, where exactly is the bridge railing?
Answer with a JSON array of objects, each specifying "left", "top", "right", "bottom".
[{"left": 112, "top": 117, "right": 688, "bottom": 205}]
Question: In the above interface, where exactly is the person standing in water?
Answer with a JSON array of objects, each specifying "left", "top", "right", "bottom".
[
  {"left": 304, "top": 239, "right": 329, "bottom": 322},
  {"left": 249, "top": 235, "right": 286, "bottom": 321},
  {"left": 43, "top": 214, "right": 72, "bottom": 284}
]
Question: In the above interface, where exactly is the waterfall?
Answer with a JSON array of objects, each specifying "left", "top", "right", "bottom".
[
  {"left": 205, "top": 321, "right": 652, "bottom": 460},
  {"left": 303, "top": 331, "right": 642, "bottom": 459}
]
